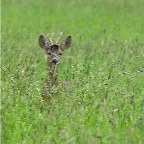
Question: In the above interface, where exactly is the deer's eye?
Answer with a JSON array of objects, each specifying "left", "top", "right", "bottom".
[
  {"left": 47, "top": 52, "right": 51, "bottom": 55},
  {"left": 59, "top": 53, "right": 62, "bottom": 56}
]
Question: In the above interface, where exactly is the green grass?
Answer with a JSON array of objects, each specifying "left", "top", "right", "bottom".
[{"left": 1, "top": 0, "right": 144, "bottom": 143}]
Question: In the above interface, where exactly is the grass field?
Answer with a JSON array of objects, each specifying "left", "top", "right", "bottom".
[{"left": 1, "top": 0, "right": 144, "bottom": 143}]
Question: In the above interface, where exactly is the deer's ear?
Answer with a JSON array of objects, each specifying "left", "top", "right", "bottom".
[
  {"left": 60, "top": 36, "right": 72, "bottom": 51},
  {"left": 38, "top": 35, "right": 49, "bottom": 50}
]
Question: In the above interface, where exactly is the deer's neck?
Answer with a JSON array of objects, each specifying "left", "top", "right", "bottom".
[{"left": 46, "top": 62, "right": 59, "bottom": 87}]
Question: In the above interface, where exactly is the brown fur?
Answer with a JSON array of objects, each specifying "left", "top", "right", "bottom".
[{"left": 38, "top": 33, "right": 72, "bottom": 102}]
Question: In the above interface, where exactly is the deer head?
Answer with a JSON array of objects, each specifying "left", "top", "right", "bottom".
[{"left": 38, "top": 32, "right": 72, "bottom": 66}]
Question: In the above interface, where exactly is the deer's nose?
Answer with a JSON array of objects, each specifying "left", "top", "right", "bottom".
[{"left": 52, "top": 58, "right": 58, "bottom": 65}]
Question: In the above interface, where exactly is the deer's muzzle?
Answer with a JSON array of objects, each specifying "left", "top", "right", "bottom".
[{"left": 51, "top": 58, "right": 58, "bottom": 65}]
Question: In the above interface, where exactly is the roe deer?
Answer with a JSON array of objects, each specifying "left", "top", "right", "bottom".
[{"left": 38, "top": 32, "right": 72, "bottom": 101}]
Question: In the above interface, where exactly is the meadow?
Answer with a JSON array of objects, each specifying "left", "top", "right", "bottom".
[{"left": 1, "top": 0, "right": 144, "bottom": 143}]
